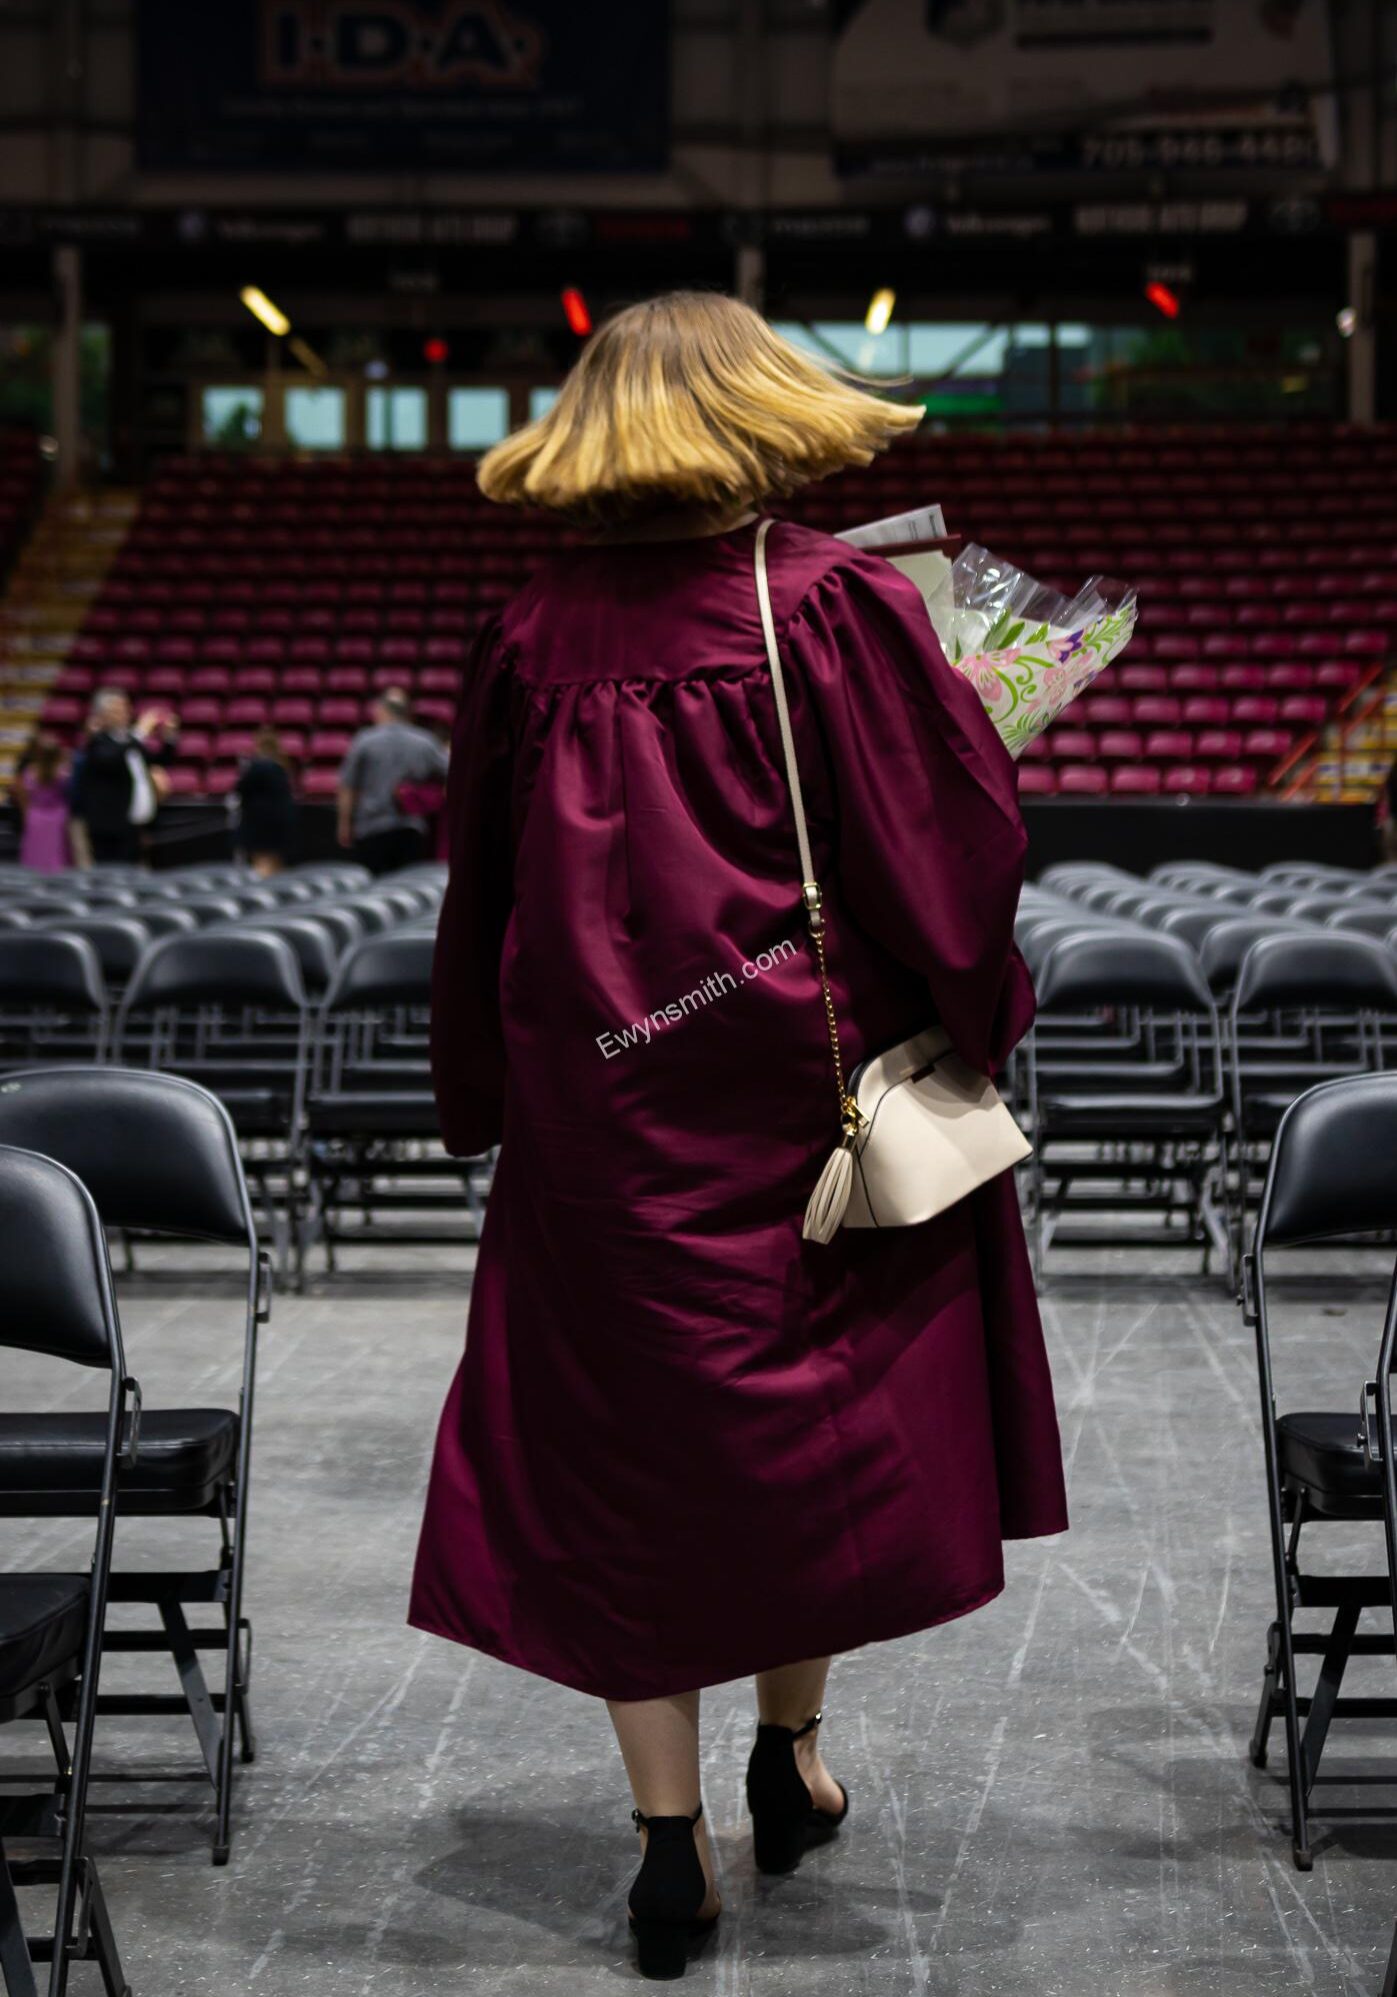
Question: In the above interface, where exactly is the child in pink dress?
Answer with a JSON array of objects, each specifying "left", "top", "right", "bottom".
[{"left": 16, "top": 733, "right": 73, "bottom": 872}]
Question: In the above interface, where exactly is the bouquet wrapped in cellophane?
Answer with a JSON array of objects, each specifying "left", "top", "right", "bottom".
[
  {"left": 839, "top": 512, "right": 1138, "bottom": 759},
  {"left": 923, "top": 547, "right": 1138, "bottom": 759}
]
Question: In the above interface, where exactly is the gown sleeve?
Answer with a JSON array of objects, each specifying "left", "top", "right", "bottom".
[
  {"left": 430, "top": 615, "right": 514, "bottom": 1156},
  {"left": 785, "top": 548, "right": 1036, "bottom": 1075}
]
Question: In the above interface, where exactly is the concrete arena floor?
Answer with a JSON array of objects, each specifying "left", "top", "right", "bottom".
[{"left": 6, "top": 1238, "right": 1397, "bottom": 1996}]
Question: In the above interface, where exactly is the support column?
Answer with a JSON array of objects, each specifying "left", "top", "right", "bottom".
[
  {"left": 1347, "top": 231, "right": 1377, "bottom": 427},
  {"left": 344, "top": 372, "right": 367, "bottom": 451},
  {"left": 52, "top": 243, "right": 83, "bottom": 489},
  {"left": 261, "top": 334, "right": 287, "bottom": 450},
  {"left": 427, "top": 365, "right": 449, "bottom": 449}
]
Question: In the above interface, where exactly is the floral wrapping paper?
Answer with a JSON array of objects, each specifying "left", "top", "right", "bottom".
[{"left": 947, "top": 601, "right": 1139, "bottom": 761}]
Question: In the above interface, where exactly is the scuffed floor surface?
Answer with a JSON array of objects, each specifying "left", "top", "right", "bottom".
[{"left": 6, "top": 1240, "right": 1397, "bottom": 1994}]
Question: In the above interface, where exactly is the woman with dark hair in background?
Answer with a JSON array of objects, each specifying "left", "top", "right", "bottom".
[{"left": 235, "top": 726, "right": 298, "bottom": 876}]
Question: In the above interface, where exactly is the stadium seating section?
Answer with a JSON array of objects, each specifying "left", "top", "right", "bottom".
[{"left": 30, "top": 424, "right": 1397, "bottom": 800}]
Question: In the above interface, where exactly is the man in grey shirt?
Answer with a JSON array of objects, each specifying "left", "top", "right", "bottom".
[{"left": 337, "top": 688, "right": 449, "bottom": 875}]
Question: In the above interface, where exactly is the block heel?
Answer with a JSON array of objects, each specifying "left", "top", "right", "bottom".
[
  {"left": 746, "top": 1710, "right": 849, "bottom": 1877},
  {"left": 626, "top": 1801, "right": 718, "bottom": 1980}
]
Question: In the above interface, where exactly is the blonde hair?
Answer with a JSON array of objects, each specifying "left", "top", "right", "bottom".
[{"left": 478, "top": 291, "right": 922, "bottom": 528}]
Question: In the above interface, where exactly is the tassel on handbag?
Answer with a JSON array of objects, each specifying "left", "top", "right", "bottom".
[{"left": 804, "top": 1130, "right": 857, "bottom": 1244}]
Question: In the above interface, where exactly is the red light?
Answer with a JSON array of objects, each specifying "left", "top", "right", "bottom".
[
  {"left": 561, "top": 288, "right": 592, "bottom": 337},
  {"left": 422, "top": 336, "right": 449, "bottom": 364},
  {"left": 1145, "top": 282, "right": 1180, "bottom": 320}
]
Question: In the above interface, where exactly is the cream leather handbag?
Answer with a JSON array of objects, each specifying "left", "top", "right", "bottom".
[{"left": 753, "top": 519, "right": 1032, "bottom": 1243}]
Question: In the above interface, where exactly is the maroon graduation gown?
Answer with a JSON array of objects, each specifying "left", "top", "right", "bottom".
[{"left": 410, "top": 517, "right": 1068, "bottom": 1701}]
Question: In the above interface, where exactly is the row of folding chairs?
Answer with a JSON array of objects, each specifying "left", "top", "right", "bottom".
[
  {"left": 2, "top": 1068, "right": 272, "bottom": 1994},
  {"left": 1014, "top": 862, "right": 1397, "bottom": 1282},
  {"left": 0, "top": 883, "right": 485, "bottom": 1281}
]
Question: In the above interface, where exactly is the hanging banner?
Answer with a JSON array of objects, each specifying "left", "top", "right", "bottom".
[
  {"left": 832, "top": 0, "right": 1336, "bottom": 176},
  {"left": 136, "top": 1, "right": 670, "bottom": 173}
]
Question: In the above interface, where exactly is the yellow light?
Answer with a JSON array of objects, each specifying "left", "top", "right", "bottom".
[
  {"left": 240, "top": 285, "right": 290, "bottom": 338},
  {"left": 865, "top": 287, "right": 896, "bottom": 337}
]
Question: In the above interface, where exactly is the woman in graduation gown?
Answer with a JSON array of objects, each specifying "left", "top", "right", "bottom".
[{"left": 411, "top": 292, "right": 1068, "bottom": 1978}]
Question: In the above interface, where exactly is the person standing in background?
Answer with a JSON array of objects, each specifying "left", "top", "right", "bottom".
[
  {"left": 235, "top": 726, "right": 298, "bottom": 876},
  {"left": 13, "top": 731, "right": 73, "bottom": 872},
  {"left": 73, "top": 688, "right": 178, "bottom": 865},
  {"left": 336, "top": 687, "right": 448, "bottom": 874}
]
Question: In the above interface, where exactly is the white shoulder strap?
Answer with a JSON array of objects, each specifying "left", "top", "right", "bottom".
[{"left": 754, "top": 518, "right": 817, "bottom": 897}]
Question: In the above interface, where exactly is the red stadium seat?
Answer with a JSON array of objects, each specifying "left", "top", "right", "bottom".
[
  {"left": 1058, "top": 765, "right": 1108, "bottom": 795},
  {"left": 1232, "top": 697, "right": 1280, "bottom": 725},
  {"left": 1212, "top": 764, "right": 1260, "bottom": 794},
  {"left": 271, "top": 698, "right": 315, "bottom": 727},
  {"left": 1016, "top": 765, "right": 1058, "bottom": 795},
  {"left": 1163, "top": 766, "right": 1211, "bottom": 795},
  {"left": 1194, "top": 730, "right": 1244, "bottom": 760},
  {"left": 1182, "top": 698, "right": 1229, "bottom": 726},
  {"left": 1132, "top": 696, "right": 1183, "bottom": 726}
]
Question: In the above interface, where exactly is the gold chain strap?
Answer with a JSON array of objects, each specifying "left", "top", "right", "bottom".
[{"left": 802, "top": 881, "right": 865, "bottom": 1142}]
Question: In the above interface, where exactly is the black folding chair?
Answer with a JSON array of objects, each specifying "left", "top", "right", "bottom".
[
  {"left": 1243, "top": 1073, "right": 1397, "bottom": 1870},
  {"left": 1229, "top": 933, "right": 1397, "bottom": 1233},
  {"left": 1025, "top": 930, "right": 1228, "bottom": 1279},
  {"left": 33, "top": 920, "right": 151, "bottom": 994},
  {"left": 0, "top": 1069, "right": 270, "bottom": 1868},
  {"left": 0, "top": 1146, "right": 136, "bottom": 1997},
  {"left": 113, "top": 933, "right": 309, "bottom": 1274},
  {"left": 1199, "top": 917, "right": 1318, "bottom": 999},
  {"left": 301, "top": 931, "right": 488, "bottom": 1272},
  {"left": 227, "top": 916, "right": 343, "bottom": 999},
  {"left": 0, "top": 938, "right": 109, "bottom": 1073}
]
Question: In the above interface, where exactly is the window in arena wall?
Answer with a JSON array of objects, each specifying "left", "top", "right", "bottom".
[
  {"left": 772, "top": 322, "right": 904, "bottom": 376},
  {"left": 448, "top": 387, "right": 509, "bottom": 450},
  {"left": 284, "top": 384, "right": 346, "bottom": 450},
  {"left": 366, "top": 385, "right": 427, "bottom": 450},
  {"left": 1057, "top": 325, "right": 1340, "bottom": 420},
  {"left": 528, "top": 387, "right": 559, "bottom": 423},
  {"left": 772, "top": 320, "right": 1051, "bottom": 421},
  {"left": 202, "top": 385, "right": 264, "bottom": 448}
]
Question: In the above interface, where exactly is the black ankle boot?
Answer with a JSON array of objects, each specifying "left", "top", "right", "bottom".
[
  {"left": 745, "top": 1710, "right": 850, "bottom": 1876},
  {"left": 627, "top": 1800, "right": 718, "bottom": 1980}
]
